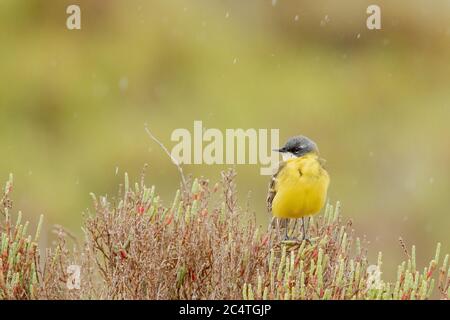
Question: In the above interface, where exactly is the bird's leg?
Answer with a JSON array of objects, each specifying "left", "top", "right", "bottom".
[
  {"left": 282, "top": 219, "right": 301, "bottom": 242},
  {"left": 301, "top": 217, "right": 307, "bottom": 240},
  {"left": 301, "top": 217, "right": 311, "bottom": 243},
  {"left": 291, "top": 218, "right": 298, "bottom": 238},
  {"left": 283, "top": 219, "right": 289, "bottom": 240}
]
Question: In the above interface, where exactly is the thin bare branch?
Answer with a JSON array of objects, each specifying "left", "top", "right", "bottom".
[{"left": 144, "top": 124, "right": 187, "bottom": 190}]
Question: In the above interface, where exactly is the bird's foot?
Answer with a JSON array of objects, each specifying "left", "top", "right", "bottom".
[
  {"left": 281, "top": 235, "right": 302, "bottom": 245},
  {"left": 301, "top": 236, "right": 319, "bottom": 245}
]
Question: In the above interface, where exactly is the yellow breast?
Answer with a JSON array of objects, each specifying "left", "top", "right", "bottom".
[{"left": 272, "top": 154, "right": 330, "bottom": 219}]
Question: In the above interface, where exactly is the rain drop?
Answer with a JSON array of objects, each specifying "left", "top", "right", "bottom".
[
  {"left": 320, "top": 15, "right": 330, "bottom": 27},
  {"left": 119, "top": 77, "right": 129, "bottom": 92}
]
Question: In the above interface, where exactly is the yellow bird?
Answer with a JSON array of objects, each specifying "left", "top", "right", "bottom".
[{"left": 267, "top": 136, "right": 330, "bottom": 240}]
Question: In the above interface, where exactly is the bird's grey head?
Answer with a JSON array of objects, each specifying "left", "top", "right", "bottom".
[{"left": 275, "top": 136, "right": 319, "bottom": 158}]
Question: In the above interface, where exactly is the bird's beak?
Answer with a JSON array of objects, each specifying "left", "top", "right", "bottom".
[{"left": 273, "top": 147, "right": 286, "bottom": 153}]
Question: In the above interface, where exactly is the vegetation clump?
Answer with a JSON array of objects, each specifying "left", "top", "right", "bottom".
[{"left": 1, "top": 170, "right": 449, "bottom": 300}]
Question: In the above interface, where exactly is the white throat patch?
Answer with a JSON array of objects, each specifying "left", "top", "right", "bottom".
[{"left": 281, "top": 152, "right": 297, "bottom": 161}]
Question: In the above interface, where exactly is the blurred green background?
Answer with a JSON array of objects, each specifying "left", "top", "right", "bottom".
[{"left": 1, "top": 0, "right": 449, "bottom": 279}]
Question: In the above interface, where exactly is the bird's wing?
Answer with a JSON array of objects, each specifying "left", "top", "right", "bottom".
[{"left": 266, "top": 161, "right": 286, "bottom": 214}]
